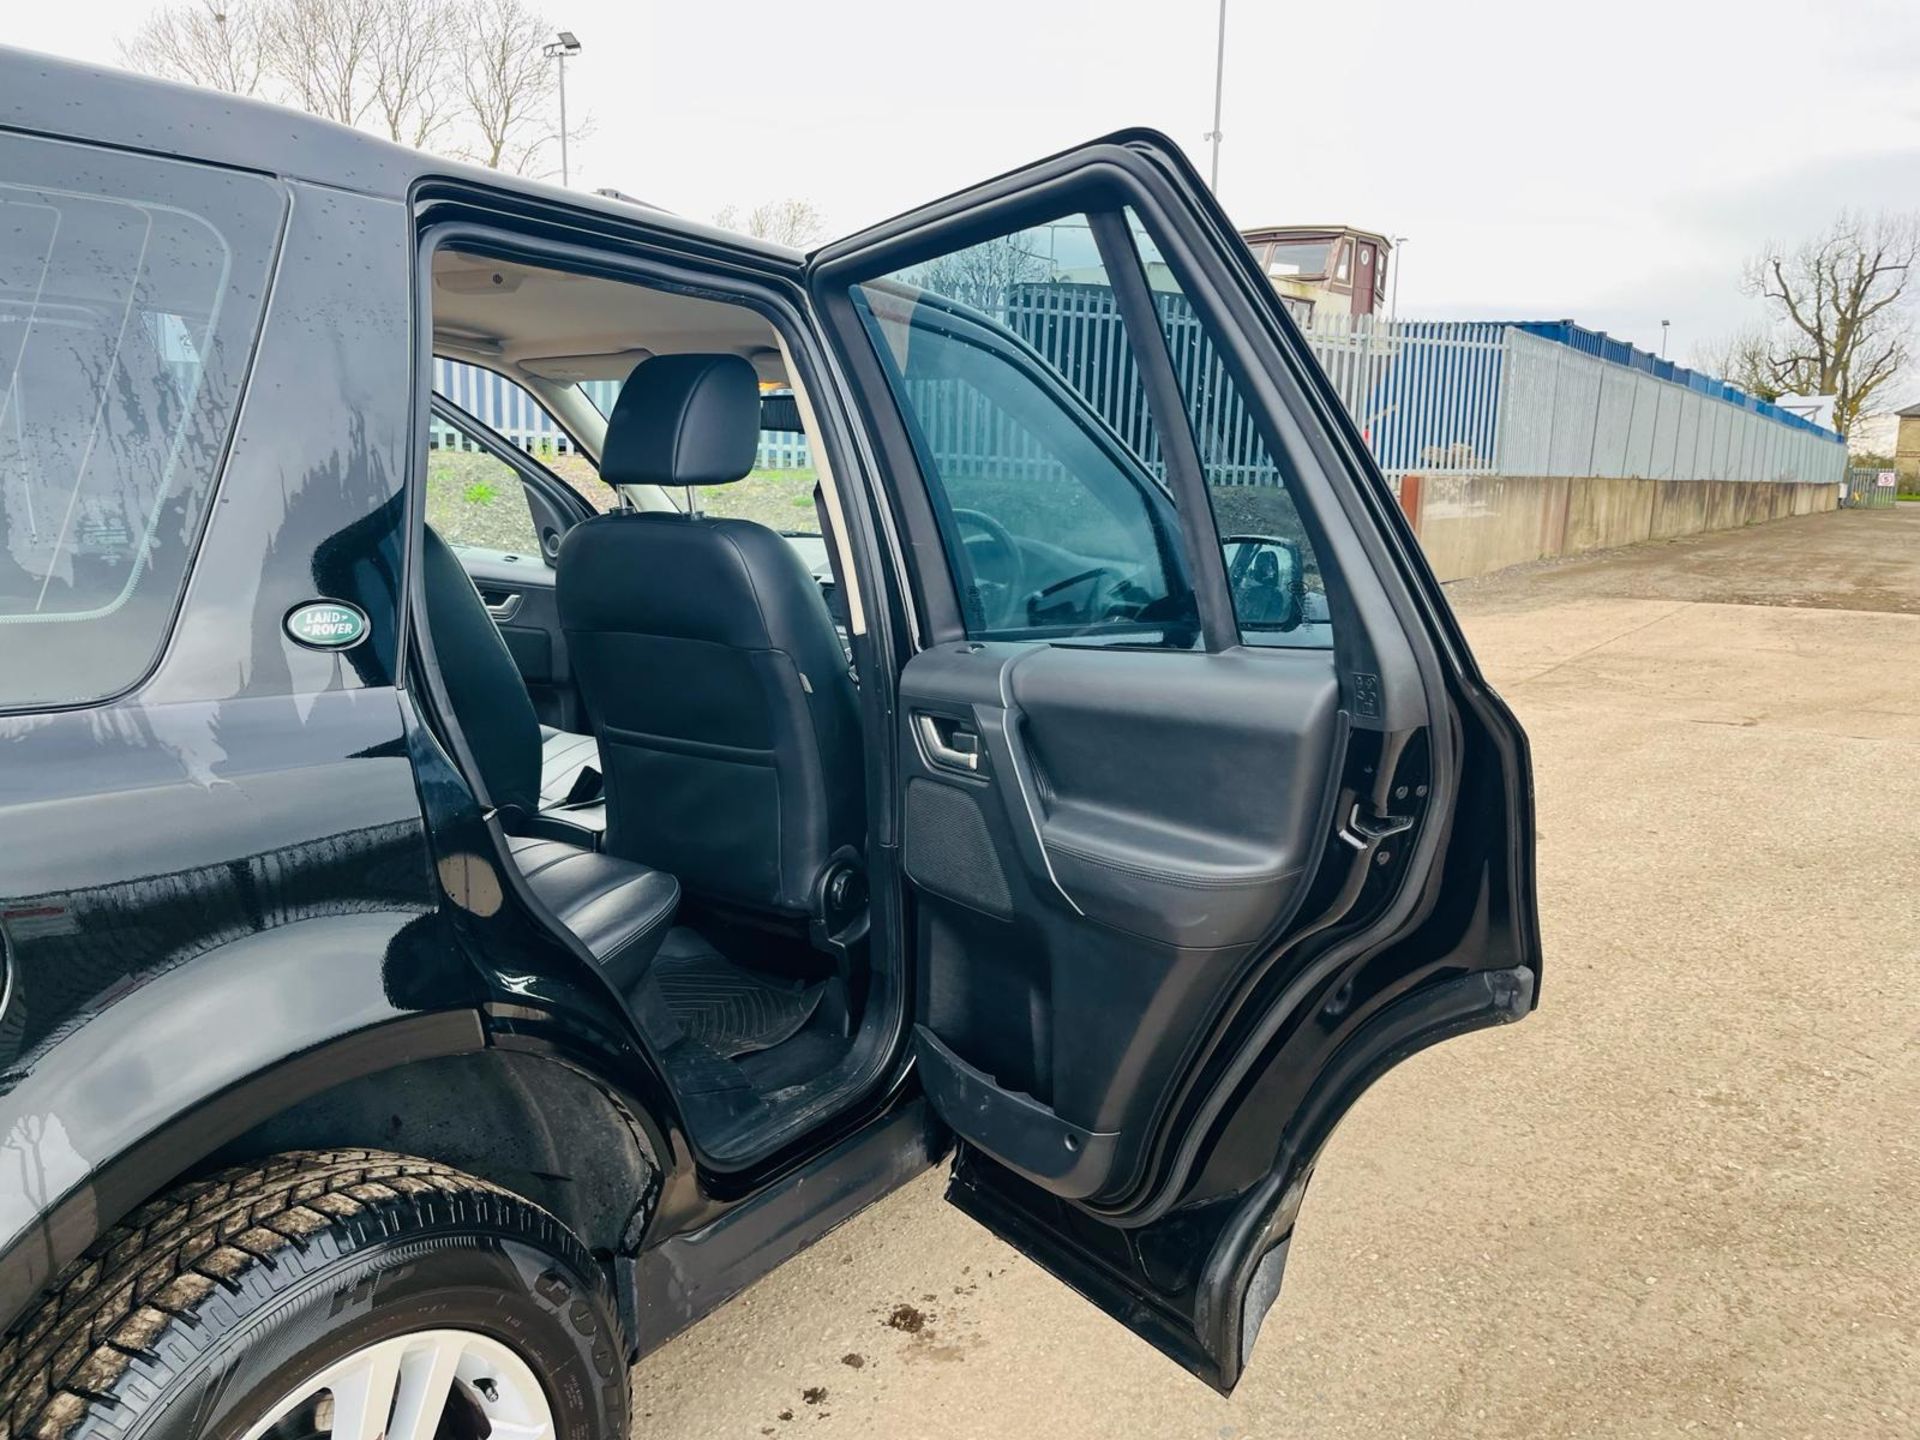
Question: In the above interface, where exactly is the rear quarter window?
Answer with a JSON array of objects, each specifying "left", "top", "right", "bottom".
[{"left": 0, "top": 134, "right": 285, "bottom": 710}]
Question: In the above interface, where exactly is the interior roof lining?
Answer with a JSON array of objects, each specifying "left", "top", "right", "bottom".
[{"left": 430, "top": 247, "right": 789, "bottom": 383}]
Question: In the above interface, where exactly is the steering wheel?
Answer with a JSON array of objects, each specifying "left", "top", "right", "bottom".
[{"left": 950, "top": 507, "right": 1027, "bottom": 629}]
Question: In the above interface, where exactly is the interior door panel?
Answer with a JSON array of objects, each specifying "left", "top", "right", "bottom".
[
  {"left": 1011, "top": 646, "right": 1340, "bottom": 948},
  {"left": 459, "top": 551, "right": 582, "bottom": 731},
  {"left": 901, "top": 641, "right": 1340, "bottom": 1204}
]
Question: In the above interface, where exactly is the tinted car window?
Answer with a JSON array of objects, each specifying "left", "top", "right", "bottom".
[
  {"left": 852, "top": 219, "right": 1198, "bottom": 644},
  {"left": 1127, "top": 212, "right": 1335, "bottom": 649},
  {"left": 434, "top": 358, "right": 612, "bottom": 512},
  {"left": 0, "top": 134, "right": 285, "bottom": 709}
]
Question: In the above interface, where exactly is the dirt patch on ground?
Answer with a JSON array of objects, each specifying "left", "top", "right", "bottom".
[{"left": 883, "top": 1303, "right": 926, "bottom": 1334}]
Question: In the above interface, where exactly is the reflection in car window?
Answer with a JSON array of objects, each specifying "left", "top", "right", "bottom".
[
  {"left": 850, "top": 218, "right": 1199, "bottom": 645},
  {"left": 0, "top": 133, "right": 286, "bottom": 710}
]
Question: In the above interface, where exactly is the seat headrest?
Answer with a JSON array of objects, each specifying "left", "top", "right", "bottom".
[{"left": 601, "top": 353, "right": 759, "bottom": 487}]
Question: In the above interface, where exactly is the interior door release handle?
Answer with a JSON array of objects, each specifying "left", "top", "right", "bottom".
[
  {"left": 482, "top": 591, "right": 522, "bottom": 622},
  {"left": 916, "top": 713, "right": 982, "bottom": 773}
]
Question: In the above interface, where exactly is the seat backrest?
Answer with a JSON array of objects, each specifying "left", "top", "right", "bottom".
[
  {"left": 420, "top": 524, "right": 542, "bottom": 816},
  {"left": 559, "top": 355, "right": 863, "bottom": 916}
]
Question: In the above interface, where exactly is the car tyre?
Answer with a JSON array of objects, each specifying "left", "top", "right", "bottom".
[{"left": 0, "top": 1148, "right": 628, "bottom": 1439}]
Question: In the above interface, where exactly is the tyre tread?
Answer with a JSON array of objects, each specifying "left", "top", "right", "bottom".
[{"left": 0, "top": 1149, "right": 613, "bottom": 1440}]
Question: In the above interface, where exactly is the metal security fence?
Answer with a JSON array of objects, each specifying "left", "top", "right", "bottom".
[
  {"left": 431, "top": 360, "right": 583, "bottom": 452},
  {"left": 1298, "top": 316, "right": 1508, "bottom": 478},
  {"left": 431, "top": 364, "right": 811, "bottom": 470},
  {"left": 1841, "top": 466, "right": 1898, "bottom": 508},
  {"left": 431, "top": 298, "right": 1847, "bottom": 489},
  {"left": 992, "top": 288, "right": 1843, "bottom": 488}
]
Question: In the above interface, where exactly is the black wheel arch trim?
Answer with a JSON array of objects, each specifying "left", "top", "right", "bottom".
[{"left": 1, "top": 1002, "right": 482, "bottom": 1337}]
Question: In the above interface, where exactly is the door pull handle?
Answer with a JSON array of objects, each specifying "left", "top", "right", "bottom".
[{"left": 915, "top": 714, "right": 982, "bottom": 773}]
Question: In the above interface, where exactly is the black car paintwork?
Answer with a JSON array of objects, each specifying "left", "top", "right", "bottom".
[
  {"left": 0, "top": 49, "right": 936, "bottom": 1352},
  {"left": 0, "top": 172, "right": 447, "bottom": 1307}
]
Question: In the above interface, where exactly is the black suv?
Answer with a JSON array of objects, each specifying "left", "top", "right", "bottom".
[{"left": 0, "top": 49, "right": 1539, "bottom": 1440}]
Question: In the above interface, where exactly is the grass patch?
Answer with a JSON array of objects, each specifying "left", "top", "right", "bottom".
[
  {"left": 425, "top": 447, "right": 818, "bottom": 552},
  {"left": 692, "top": 469, "right": 821, "bottom": 532},
  {"left": 427, "top": 451, "right": 540, "bottom": 554}
]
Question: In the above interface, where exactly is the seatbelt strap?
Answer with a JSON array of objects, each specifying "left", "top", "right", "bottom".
[{"left": 813, "top": 484, "right": 854, "bottom": 635}]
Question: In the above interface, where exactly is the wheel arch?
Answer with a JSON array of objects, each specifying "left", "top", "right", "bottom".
[
  {"left": 0, "top": 911, "right": 664, "bottom": 1340},
  {"left": 213, "top": 1048, "right": 662, "bottom": 1260}
]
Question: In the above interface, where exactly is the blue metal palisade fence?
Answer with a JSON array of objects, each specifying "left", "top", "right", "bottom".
[{"left": 433, "top": 289, "right": 1846, "bottom": 488}]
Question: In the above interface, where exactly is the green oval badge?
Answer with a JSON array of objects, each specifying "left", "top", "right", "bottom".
[{"left": 285, "top": 600, "right": 369, "bottom": 651}]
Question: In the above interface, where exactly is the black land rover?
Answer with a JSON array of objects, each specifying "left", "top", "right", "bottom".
[{"left": 0, "top": 48, "right": 1539, "bottom": 1440}]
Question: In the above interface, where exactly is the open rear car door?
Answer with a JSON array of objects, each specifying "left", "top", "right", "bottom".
[{"left": 805, "top": 132, "right": 1540, "bottom": 1392}]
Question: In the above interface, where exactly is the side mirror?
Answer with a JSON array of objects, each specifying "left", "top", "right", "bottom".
[{"left": 1220, "top": 534, "right": 1305, "bottom": 632}]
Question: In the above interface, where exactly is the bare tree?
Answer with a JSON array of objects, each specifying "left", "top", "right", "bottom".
[
  {"left": 911, "top": 232, "right": 1053, "bottom": 314},
  {"left": 119, "top": 0, "right": 271, "bottom": 95},
  {"left": 121, "top": 0, "right": 566, "bottom": 176},
  {"left": 457, "top": 0, "right": 562, "bottom": 174},
  {"left": 1738, "top": 211, "right": 1920, "bottom": 435},
  {"left": 368, "top": 0, "right": 454, "bottom": 148},
  {"left": 1690, "top": 326, "right": 1779, "bottom": 400},
  {"left": 713, "top": 199, "right": 827, "bottom": 248},
  {"left": 263, "top": 0, "right": 385, "bottom": 127}
]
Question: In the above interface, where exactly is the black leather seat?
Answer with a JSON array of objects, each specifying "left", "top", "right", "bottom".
[
  {"left": 539, "top": 725, "right": 601, "bottom": 806},
  {"left": 420, "top": 525, "right": 678, "bottom": 975},
  {"left": 505, "top": 836, "right": 676, "bottom": 991},
  {"left": 557, "top": 354, "right": 864, "bottom": 922}
]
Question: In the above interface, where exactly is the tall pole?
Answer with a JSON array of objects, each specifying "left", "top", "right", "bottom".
[
  {"left": 546, "top": 34, "right": 581, "bottom": 186},
  {"left": 1206, "top": 0, "right": 1227, "bottom": 192},
  {"left": 556, "top": 51, "right": 570, "bottom": 187},
  {"left": 1390, "top": 236, "right": 1408, "bottom": 322}
]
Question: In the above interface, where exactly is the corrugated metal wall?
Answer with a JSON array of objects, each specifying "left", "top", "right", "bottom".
[{"left": 1493, "top": 328, "right": 1841, "bottom": 484}]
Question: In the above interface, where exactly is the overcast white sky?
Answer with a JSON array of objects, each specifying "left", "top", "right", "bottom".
[{"left": 14, "top": 0, "right": 1920, "bottom": 389}]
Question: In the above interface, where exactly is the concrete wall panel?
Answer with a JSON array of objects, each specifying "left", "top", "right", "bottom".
[{"left": 1413, "top": 475, "right": 1838, "bottom": 581}]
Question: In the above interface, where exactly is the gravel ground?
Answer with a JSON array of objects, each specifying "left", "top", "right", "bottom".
[{"left": 629, "top": 504, "right": 1920, "bottom": 1439}]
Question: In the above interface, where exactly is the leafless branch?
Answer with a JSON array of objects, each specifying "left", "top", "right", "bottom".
[
  {"left": 1739, "top": 210, "right": 1920, "bottom": 435},
  {"left": 119, "top": 0, "right": 566, "bottom": 176},
  {"left": 264, "top": 0, "right": 384, "bottom": 127},
  {"left": 119, "top": 0, "right": 271, "bottom": 95},
  {"left": 368, "top": 0, "right": 454, "bottom": 148},
  {"left": 713, "top": 199, "right": 827, "bottom": 248},
  {"left": 455, "top": 0, "right": 561, "bottom": 174}
]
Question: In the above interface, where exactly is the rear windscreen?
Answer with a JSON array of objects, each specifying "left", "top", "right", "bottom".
[{"left": 0, "top": 133, "right": 285, "bottom": 710}]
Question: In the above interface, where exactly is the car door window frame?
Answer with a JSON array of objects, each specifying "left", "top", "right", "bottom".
[
  {"left": 830, "top": 151, "right": 1439, "bottom": 736},
  {"left": 816, "top": 185, "right": 1344, "bottom": 661}
]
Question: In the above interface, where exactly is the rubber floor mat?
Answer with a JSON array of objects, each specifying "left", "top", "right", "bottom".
[{"left": 650, "top": 933, "right": 825, "bottom": 1060}]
